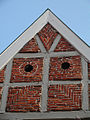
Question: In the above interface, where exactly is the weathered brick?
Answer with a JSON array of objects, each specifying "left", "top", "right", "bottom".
[
  {"left": 0, "top": 67, "right": 6, "bottom": 83},
  {"left": 48, "top": 84, "right": 82, "bottom": 111},
  {"left": 49, "top": 56, "right": 82, "bottom": 81},
  {"left": 10, "top": 58, "right": 43, "bottom": 83},
  {"left": 54, "top": 37, "right": 75, "bottom": 52},
  {"left": 38, "top": 23, "right": 58, "bottom": 51},
  {"left": 6, "top": 86, "right": 41, "bottom": 112},
  {"left": 19, "top": 38, "right": 41, "bottom": 53}
]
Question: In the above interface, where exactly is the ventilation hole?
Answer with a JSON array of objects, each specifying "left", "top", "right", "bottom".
[
  {"left": 61, "top": 62, "right": 70, "bottom": 69},
  {"left": 24, "top": 64, "right": 33, "bottom": 72}
]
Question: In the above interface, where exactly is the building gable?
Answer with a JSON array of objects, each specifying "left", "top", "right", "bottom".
[{"left": 0, "top": 9, "right": 90, "bottom": 120}]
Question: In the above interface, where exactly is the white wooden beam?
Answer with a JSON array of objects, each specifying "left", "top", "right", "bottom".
[
  {"left": 50, "top": 51, "right": 79, "bottom": 57},
  {"left": 81, "top": 57, "right": 89, "bottom": 111},
  {"left": 0, "top": 111, "right": 90, "bottom": 119},
  {"left": 41, "top": 54, "right": 50, "bottom": 112},
  {"left": 15, "top": 53, "right": 45, "bottom": 58},
  {"left": 0, "top": 59, "right": 13, "bottom": 112},
  {"left": 35, "top": 35, "right": 46, "bottom": 53},
  {"left": 49, "top": 34, "right": 61, "bottom": 52}
]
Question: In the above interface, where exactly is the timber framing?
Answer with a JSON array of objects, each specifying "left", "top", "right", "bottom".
[
  {"left": 0, "top": 111, "right": 90, "bottom": 119},
  {"left": 0, "top": 43, "right": 90, "bottom": 119},
  {"left": 0, "top": 9, "right": 90, "bottom": 120}
]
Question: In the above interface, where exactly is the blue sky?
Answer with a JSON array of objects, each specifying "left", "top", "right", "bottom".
[{"left": 0, "top": 0, "right": 90, "bottom": 54}]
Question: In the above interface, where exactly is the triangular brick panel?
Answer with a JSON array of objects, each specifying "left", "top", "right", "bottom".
[
  {"left": 19, "top": 38, "right": 41, "bottom": 53},
  {"left": 38, "top": 23, "right": 58, "bottom": 51},
  {"left": 0, "top": 67, "right": 6, "bottom": 83},
  {"left": 54, "top": 37, "right": 76, "bottom": 52}
]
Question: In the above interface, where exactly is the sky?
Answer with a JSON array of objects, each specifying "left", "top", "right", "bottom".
[{"left": 0, "top": 0, "right": 90, "bottom": 54}]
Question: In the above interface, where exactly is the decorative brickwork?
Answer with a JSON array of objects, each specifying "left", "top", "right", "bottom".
[
  {"left": 0, "top": 67, "right": 6, "bottom": 83},
  {"left": 6, "top": 86, "right": 41, "bottom": 112},
  {"left": 88, "top": 63, "right": 90, "bottom": 79},
  {"left": 48, "top": 84, "right": 82, "bottom": 111},
  {"left": 54, "top": 37, "right": 75, "bottom": 52},
  {"left": 0, "top": 87, "right": 3, "bottom": 106},
  {"left": 19, "top": 38, "right": 41, "bottom": 53},
  {"left": 38, "top": 23, "right": 58, "bottom": 51},
  {"left": 10, "top": 58, "right": 43, "bottom": 83},
  {"left": 49, "top": 56, "right": 82, "bottom": 81}
]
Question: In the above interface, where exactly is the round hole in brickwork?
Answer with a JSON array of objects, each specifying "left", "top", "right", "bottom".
[
  {"left": 61, "top": 62, "right": 70, "bottom": 69},
  {"left": 24, "top": 64, "right": 33, "bottom": 72}
]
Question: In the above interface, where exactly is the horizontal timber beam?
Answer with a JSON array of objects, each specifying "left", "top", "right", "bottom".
[
  {"left": 49, "top": 80, "right": 81, "bottom": 85},
  {"left": 50, "top": 51, "right": 79, "bottom": 57},
  {"left": 0, "top": 111, "right": 90, "bottom": 119},
  {"left": 14, "top": 53, "right": 45, "bottom": 58},
  {"left": 6, "top": 82, "right": 42, "bottom": 87},
  {"left": 15, "top": 51, "right": 79, "bottom": 58}
]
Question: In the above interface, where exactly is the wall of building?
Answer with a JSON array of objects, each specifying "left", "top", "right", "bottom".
[{"left": 0, "top": 23, "right": 90, "bottom": 120}]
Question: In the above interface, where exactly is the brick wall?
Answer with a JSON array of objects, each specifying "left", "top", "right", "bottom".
[
  {"left": 0, "top": 67, "right": 6, "bottom": 83},
  {"left": 19, "top": 38, "right": 41, "bottom": 53},
  {"left": 6, "top": 86, "right": 41, "bottom": 112},
  {"left": 10, "top": 58, "right": 43, "bottom": 82},
  {"left": 38, "top": 23, "right": 58, "bottom": 51},
  {"left": 0, "top": 23, "right": 88, "bottom": 114},
  {"left": 88, "top": 63, "right": 90, "bottom": 79},
  {"left": 54, "top": 37, "right": 75, "bottom": 52},
  {"left": 48, "top": 84, "right": 82, "bottom": 111},
  {"left": 49, "top": 56, "right": 82, "bottom": 81}
]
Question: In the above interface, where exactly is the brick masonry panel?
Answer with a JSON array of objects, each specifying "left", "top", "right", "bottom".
[
  {"left": 6, "top": 86, "right": 41, "bottom": 112},
  {"left": 54, "top": 37, "right": 76, "bottom": 52},
  {"left": 10, "top": 58, "right": 43, "bottom": 83},
  {"left": 38, "top": 23, "right": 58, "bottom": 51},
  {"left": 0, "top": 67, "right": 6, "bottom": 83},
  {"left": 48, "top": 84, "right": 82, "bottom": 111},
  {"left": 49, "top": 56, "right": 82, "bottom": 81},
  {"left": 19, "top": 38, "right": 41, "bottom": 53}
]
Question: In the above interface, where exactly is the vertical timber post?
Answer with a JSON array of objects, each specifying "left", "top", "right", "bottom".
[
  {"left": 41, "top": 54, "right": 50, "bottom": 112},
  {"left": 81, "top": 57, "right": 89, "bottom": 111}
]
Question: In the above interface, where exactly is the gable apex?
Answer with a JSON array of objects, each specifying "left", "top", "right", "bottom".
[{"left": 0, "top": 9, "right": 90, "bottom": 70}]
